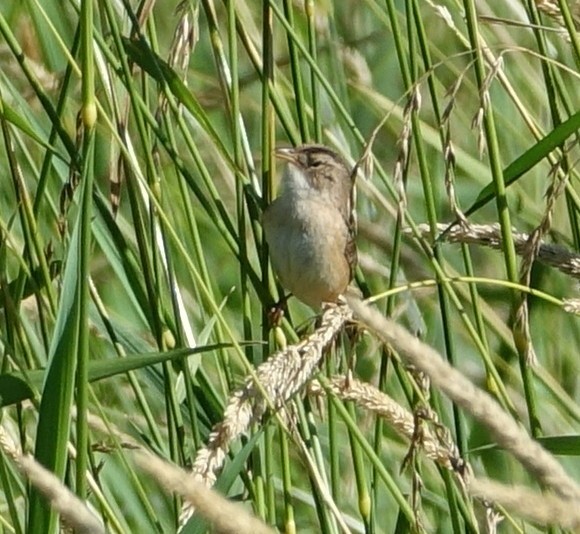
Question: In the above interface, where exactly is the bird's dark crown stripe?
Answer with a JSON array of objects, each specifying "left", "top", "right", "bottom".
[
  {"left": 297, "top": 144, "right": 339, "bottom": 157},
  {"left": 295, "top": 145, "right": 350, "bottom": 170}
]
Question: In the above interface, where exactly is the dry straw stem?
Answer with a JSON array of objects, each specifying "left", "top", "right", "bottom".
[
  {"left": 192, "top": 304, "right": 351, "bottom": 484},
  {"left": 179, "top": 305, "right": 352, "bottom": 526},
  {"left": 17, "top": 455, "right": 105, "bottom": 534},
  {"left": 0, "top": 424, "right": 105, "bottom": 534},
  {"left": 308, "top": 376, "right": 463, "bottom": 475},
  {"left": 469, "top": 477, "right": 580, "bottom": 529},
  {"left": 347, "top": 296, "right": 580, "bottom": 502},
  {"left": 535, "top": 0, "right": 580, "bottom": 31},
  {"left": 135, "top": 451, "right": 274, "bottom": 534},
  {"left": 413, "top": 223, "right": 580, "bottom": 280},
  {"left": 563, "top": 298, "right": 580, "bottom": 313}
]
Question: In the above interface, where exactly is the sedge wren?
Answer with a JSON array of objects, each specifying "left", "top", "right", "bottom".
[{"left": 263, "top": 144, "right": 357, "bottom": 309}]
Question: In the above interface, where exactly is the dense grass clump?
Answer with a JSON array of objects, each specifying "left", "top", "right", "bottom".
[{"left": 0, "top": 1, "right": 579, "bottom": 532}]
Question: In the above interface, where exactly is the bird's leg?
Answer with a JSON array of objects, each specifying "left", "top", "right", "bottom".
[{"left": 267, "top": 293, "right": 292, "bottom": 327}]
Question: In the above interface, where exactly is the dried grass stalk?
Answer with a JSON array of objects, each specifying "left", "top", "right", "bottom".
[
  {"left": 136, "top": 451, "right": 274, "bottom": 534},
  {"left": 308, "top": 376, "right": 465, "bottom": 477},
  {"left": 412, "top": 223, "right": 580, "bottom": 280},
  {"left": 0, "top": 425, "right": 104, "bottom": 534},
  {"left": 179, "top": 304, "right": 352, "bottom": 528},
  {"left": 347, "top": 296, "right": 580, "bottom": 502},
  {"left": 469, "top": 477, "right": 580, "bottom": 529}
]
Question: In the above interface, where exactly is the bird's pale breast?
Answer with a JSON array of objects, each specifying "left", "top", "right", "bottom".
[{"left": 263, "top": 195, "right": 350, "bottom": 308}]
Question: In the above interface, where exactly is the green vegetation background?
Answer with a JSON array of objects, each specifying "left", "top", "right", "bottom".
[{"left": 0, "top": 0, "right": 579, "bottom": 532}]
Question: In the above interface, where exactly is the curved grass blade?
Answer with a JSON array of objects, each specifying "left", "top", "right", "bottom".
[
  {"left": 121, "top": 37, "right": 229, "bottom": 159},
  {"left": 0, "top": 343, "right": 251, "bottom": 407},
  {"left": 464, "top": 109, "right": 580, "bottom": 218},
  {"left": 27, "top": 127, "right": 93, "bottom": 530},
  {"left": 26, "top": 208, "right": 83, "bottom": 532},
  {"left": 0, "top": 374, "right": 35, "bottom": 407},
  {"left": 0, "top": 262, "right": 62, "bottom": 308},
  {"left": 0, "top": 99, "right": 67, "bottom": 164},
  {"left": 472, "top": 434, "right": 580, "bottom": 457}
]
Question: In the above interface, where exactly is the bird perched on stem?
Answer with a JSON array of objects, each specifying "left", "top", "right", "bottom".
[{"left": 263, "top": 144, "right": 357, "bottom": 309}]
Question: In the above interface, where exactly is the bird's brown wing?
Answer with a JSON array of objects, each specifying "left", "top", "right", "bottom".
[{"left": 344, "top": 214, "right": 357, "bottom": 282}]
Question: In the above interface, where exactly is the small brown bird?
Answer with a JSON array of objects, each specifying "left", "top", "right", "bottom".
[{"left": 263, "top": 144, "right": 357, "bottom": 309}]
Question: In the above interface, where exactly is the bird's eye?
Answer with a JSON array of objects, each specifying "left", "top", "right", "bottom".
[{"left": 310, "top": 159, "right": 323, "bottom": 168}]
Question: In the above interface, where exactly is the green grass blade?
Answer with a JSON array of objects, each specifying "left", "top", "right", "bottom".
[
  {"left": 27, "top": 200, "right": 85, "bottom": 532},
  {"left": 464, "top": 108, "right": 580, "bottom": 218}
]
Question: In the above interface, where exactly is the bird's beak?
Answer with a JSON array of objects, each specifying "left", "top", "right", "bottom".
[{"left": 274, "top": 147, "right": 298, "bottom": 165}]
